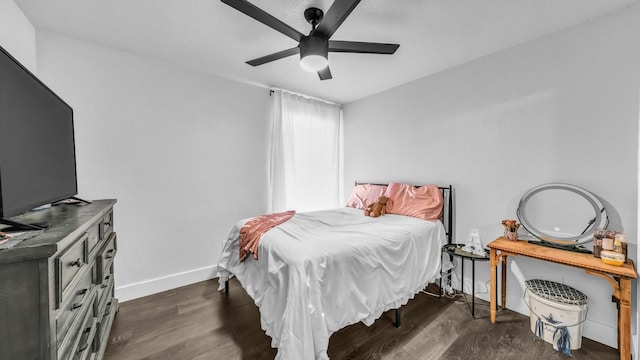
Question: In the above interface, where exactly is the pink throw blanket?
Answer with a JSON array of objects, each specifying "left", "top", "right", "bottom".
[{"left": 239, "top": 210, "right": 295, "bottom": 262}]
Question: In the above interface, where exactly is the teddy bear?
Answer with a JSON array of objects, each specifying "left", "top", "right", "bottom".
[{"left": 365, "top": 195, "right": 389, "bottom": 217}]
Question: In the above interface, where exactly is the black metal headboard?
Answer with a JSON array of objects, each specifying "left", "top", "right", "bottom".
[{"left": 354, "top": 182, "right": 454, "bottom": 245}]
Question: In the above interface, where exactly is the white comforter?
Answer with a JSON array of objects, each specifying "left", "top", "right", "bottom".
[{"left": 217, "top": 207, "right": 448, "bottom": 360}]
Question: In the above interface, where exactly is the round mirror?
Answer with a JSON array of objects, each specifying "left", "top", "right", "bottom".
[{"left": 516, "top": 183, "right": 608, "bottom": 246}]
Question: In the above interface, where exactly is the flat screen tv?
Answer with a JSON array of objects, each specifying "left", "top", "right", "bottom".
[{"left": 0, "top": 45, "right": 78, "bottom": 230}]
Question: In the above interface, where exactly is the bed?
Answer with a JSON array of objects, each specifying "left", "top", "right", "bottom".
[{"left": 216, "top": 182, "right": 453, "bottom": 360}]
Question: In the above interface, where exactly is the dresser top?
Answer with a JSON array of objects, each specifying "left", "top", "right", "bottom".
[{"left": 0, "top": 199, "right": 116, "bottom": 263}]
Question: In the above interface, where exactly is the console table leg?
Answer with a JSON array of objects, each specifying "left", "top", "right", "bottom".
[
  {"left": 586, "top": 270, "right": 632, "bottom": 360},
  {"left": 619, "top": 278, "right": 631, "bottom": 360},
  {"left": 501, "top": 256, "right": 507, "bottom": 310},
  {"left": 490, "top": 248, "right": 497, "bottom": 323}
]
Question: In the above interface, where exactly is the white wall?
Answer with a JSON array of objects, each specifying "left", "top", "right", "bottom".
[
  {"left": 343, "top": 4, "right": 640, "bottom": 350},
  {"left": 0, "top": 0, "right": 36, "bottom": 72},
  {"left": 34, "top": 32, "right": 271, "bottom": 301},
  {"left": 4, "top": 0, "right": 638, "bottom": 352}
]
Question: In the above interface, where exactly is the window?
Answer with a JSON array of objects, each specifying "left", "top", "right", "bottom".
[{"left": 268, "top": 89, "right": 342, "bottom": 212}]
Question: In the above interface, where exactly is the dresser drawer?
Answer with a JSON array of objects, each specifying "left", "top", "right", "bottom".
[
  {"left": 56, "top": 233, "right": 89, "bottom": 308},
  {"left": 87, "top": 222, "right": 102, "bottom": 256},
  {"left": 57, "top": 267, "right": 94, "bottom": 347},
  {"left": 73, "top": 300, "right": 98, "bottom": 360},
  {"left": 58, "top": 289, "right": 97, "bottom": 360},
  {"left": 93, "top": 281, "right": 115, "bottom": 354},
  {"left": 96, "top": 271, "right": 114, "bottom": 316},
  {"left": 96, "top": 301, "right": 118, "bottom": 356},
  {"left": 97, "top": 233, "right": 117, "bottom": 283},
  {"left": 73, "top": 310, "right": 98, "bottom": 360},
  {"left": 102, "top": 210, "right": 114, "bottom": 240}
]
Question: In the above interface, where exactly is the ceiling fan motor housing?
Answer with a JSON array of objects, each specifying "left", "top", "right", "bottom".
[{"left": 299, "top": 36, "right": 329, "bottom": 70}]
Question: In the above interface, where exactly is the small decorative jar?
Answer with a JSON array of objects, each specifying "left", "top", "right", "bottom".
[
  {"left": 602, "top": 230, "right": 617, "bottom": 252},
  {"left": 501, "top": 219, "right": 520, "bottom": 241},
  {"left": 593, "top": 229, "right": 605, "bottom": 258},
  {"left": 504, "top": 231, "right": 518, "bottom": 241},
  {"left": 614, "top": 233, "right": 628, "bottom": 261}
]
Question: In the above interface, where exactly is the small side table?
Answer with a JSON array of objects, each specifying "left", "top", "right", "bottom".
[{"left": 440, "top": 243, "right": 490, "bottom": 318}]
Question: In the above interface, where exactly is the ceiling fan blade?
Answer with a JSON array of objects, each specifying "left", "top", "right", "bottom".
[
  {"left": 221, "top": 0, "right": 304, "bottom": 42},
  {"left": 329, "top": 40, "right": 399, "bottom": 54},
  {"left": 246, "top": 47, "right": 300, "bottom": 66},
  {"left": 313, "top": 0, "right": 361, "bottom": 39},
  {"left": 318, "top": 66, "right": 332, "bottom": 80}
]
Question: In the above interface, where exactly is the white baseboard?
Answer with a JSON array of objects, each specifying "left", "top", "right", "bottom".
[
  {"left": 582, "top": 318, "right": 618, "bottom": 349},
  {"left": 115, "top": 265, "right": 218, "bottom": 302}
]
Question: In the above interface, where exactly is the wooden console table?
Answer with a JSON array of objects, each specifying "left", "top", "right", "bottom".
[{"left": 488, "top": 237, "right": 637, "bottom": 360}]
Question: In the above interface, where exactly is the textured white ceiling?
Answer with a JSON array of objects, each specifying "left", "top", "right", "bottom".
[{"left": 14, "top": 0, "right": 639, "bottom": 104}]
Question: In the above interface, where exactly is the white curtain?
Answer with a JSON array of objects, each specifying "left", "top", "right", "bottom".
[{"left": 268, "top": 89, "right": 343, "bottom": 213}]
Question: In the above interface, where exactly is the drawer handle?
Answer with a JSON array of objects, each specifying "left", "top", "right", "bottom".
[
  {"left": 104, "top": 221, "right": 112, "bottom": 226},
  {"left": 104, "top": 301, "right": 112, "bottom": 316},
  {"left": 104, "top": 249, "right": 115, "bottom": 259},
  {"left": 78, "top": 327, "right": 92, "bottom": 353},
  {"left": 72, "top": 288, "right": 88, "bottom": 310},
  {"left": 102, "top": 275, "right": 111, "bottom": 287},
  {"left": 70, "top": 258, "right": 84, "bottom": 267}
]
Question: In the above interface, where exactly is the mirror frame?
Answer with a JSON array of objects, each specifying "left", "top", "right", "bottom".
[{"left": 516, "top": 183, "right": 608, "bottom": 246}]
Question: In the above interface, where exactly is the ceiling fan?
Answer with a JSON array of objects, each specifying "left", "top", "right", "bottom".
[{"left": 221, "top": 0, "right": 400, "bottom": 80}]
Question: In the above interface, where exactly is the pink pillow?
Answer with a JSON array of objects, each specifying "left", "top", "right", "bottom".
[
  {"left": 346, "top": 184, "right": 387, "bottom": 210},
  {"left": 384, "top": 183, "right": 443, "bottom": 221}
]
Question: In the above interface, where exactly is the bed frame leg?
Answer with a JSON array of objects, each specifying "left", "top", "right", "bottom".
[
  {"left": 224, "top": 280, "right": 229, "bottom": 294},
  {"left": 395, "top": 308, "right": 401, "bottom": 328}
]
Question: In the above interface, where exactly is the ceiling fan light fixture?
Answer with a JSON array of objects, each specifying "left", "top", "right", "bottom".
[
  {"left": 300, "top": 55, "right": 328, "bottom": 72},
  {"left": 299, "top": 36, "right": 328, "bottom": 72}
]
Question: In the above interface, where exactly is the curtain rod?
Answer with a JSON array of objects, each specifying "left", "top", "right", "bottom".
[{"left": 268, "top": 88, "right": 341, "bottom": 107}]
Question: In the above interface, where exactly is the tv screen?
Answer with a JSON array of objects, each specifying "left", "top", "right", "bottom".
[{"left": 0, "top": 45, "right": 77, "bottom": 220}]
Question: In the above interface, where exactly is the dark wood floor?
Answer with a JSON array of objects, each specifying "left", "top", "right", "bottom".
[{"left": 103, "top": 278, "right": 619, "bottom": 360}]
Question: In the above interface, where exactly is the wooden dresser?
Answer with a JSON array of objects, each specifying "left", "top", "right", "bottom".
[{"left": 0, "top": 200, "right": 118, "bottom": 360}]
